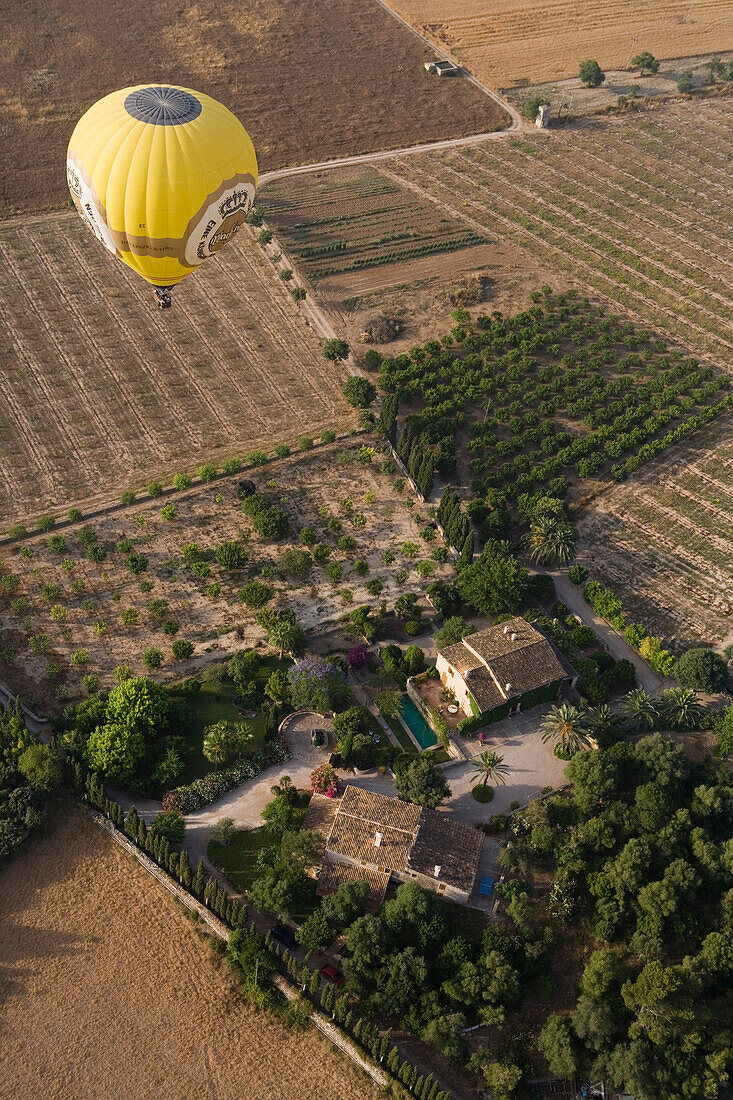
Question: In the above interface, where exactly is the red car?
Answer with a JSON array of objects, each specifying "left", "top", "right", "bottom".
[{"left": 319, "top": 963, "right": 344, "bottom": 986}]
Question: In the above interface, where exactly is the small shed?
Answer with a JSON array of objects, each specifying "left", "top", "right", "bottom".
[
  {"left": 535, "top": 104, "right": 551, "bottom": 129},
  {"left": 424, "top": 60, "right": 460, "bottom": 77}
]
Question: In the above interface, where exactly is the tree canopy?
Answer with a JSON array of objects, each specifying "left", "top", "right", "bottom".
[
  {"left": 456, "top": 541, "right": 528, "bottom": 616},
  {"left": 394, "top": 756, "right": 450, "bottom": 808}
]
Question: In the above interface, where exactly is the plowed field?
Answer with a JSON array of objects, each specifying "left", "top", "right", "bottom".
[
  {"left": 0, "top": 0, "right": 504, "bottom": 215},
  {"left": 580, "top": 412, "right": 733, "bottom": 649},
  {"left": 0, "top": 806, "right": 380, "bottom": 1100},
  {"left": 384, "top": 0, "right": 733, "bottom": 87},
  {"left": 0, "top": 213, "right": 350, "bottom": 526}
]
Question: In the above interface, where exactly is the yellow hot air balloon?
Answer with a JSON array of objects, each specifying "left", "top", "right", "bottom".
[{"left": 66, "top": 84, "right": 258, "bottom": 307}]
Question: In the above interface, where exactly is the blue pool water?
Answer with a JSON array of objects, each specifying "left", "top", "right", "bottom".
[{"left": 399, "top": 695, "right": 438, "bottom": 750}]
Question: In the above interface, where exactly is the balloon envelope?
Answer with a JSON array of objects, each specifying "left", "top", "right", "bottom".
[{"left": 66, "top": 84, "right": 258, "bottom": 287}]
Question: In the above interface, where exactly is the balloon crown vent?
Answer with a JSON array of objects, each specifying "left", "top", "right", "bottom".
[{"left": 124, "top": 86, "right": 202, "bottom": 126}]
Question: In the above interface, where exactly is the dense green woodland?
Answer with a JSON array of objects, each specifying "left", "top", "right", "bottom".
[{"left": 502, "top": 735, "right": 733, "bottom": 1099}]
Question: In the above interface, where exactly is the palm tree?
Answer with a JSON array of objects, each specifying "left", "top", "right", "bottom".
[
  {"left": 539, "top": 703, "right": 590, "bottom": 756},
  {"left": 618, "top": 689, "right": 659, "bottom": 731},
  {"left": 524, "top": 516, "right": 578, "bottom": 565},
  {"left": 470, "top": 750, "right": 511, "bottom": 790},
  {"left": 659, "top": 687, "right": 705, "bottom": 731}
]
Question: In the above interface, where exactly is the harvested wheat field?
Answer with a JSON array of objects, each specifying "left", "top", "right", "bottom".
[
  {"left": 0, "top": 806, "right": 379, "bottom": 1100},
  {"left": 384, "top": 0, "right": 733, "bottom": 88},
  {"left": 0, "top": 212, "right": 351, "bottom": 527},
  {"left": 0, "top": 0, "right": 503, "bottom": 215}
]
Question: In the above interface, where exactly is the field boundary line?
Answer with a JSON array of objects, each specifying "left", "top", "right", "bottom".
[{"left": 89, "top": 808, "right": 394, "bottom": 1093}]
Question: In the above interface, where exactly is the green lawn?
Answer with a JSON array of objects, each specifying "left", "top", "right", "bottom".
[
  {"left": 358, "top": 706, "right": 393, "bottom": 751},
  {"left": 381, "top": 712, "right": 418, "bottom": 753},
  {"left": 208, "top": 828, "right": 273, "bottom": 892},
  {"left": 171, "top": 656, "right": 291, "bottom": 784},
  {"left": 425, "top": 746, "right": 451, "bottom": 765}
]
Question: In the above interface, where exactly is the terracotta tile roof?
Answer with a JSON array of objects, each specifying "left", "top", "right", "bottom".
[
  {"left": 327, "top": 786, "right": 420, "bottom": 871},
  {"left": 316, "top": 856, "right": 390, "bottom": 903},
  {"left": 464, "top": 667, "right": 504, "bottom": 712},
  {"left": 439, "top": 617, "right": 569, "bottom": 702},
  {"left": 302, "top": 793, "right": 339, "bottom": 847},
  {"left": 408, "top": 810, "right": 484, "bottom": 893},
  {"left": 439, "top": 640, "right": 482, "bottom": 675}
]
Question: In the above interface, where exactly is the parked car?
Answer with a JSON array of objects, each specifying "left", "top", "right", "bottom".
[
  {"left": 319, "top": 963, "right": 344, "bottom": 986},
  {"left": 271, "top": 924, "right": 296, "bottom": 950}
]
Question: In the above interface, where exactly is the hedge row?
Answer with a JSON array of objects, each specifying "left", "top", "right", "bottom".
[
  {"left": 162, "top": 739, "right": 291, "bottom": 813},
  {"left": 582, "top": 580, "right": 676, "bottom": 675}
]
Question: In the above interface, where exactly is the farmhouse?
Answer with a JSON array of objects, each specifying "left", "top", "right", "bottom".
[
  {"left": 436, "top": 617, "right": 576, "bottom": 725},
  {"left": 303, "top": 785, "right": 483, "bottom": 905}
]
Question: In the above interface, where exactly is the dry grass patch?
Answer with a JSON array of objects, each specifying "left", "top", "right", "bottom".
[
  {"left": 0, "top": 805, "right": 381, "bottom": 1100},
  {"left": 383, "top": 0, "right": 733, "bottom": 88}
]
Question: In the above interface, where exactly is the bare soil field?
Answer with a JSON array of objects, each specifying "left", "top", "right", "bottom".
[
  {"left": 0, "top": 0, "right": 504, "bottom": 215},
  {"left": 373, "top": 98, "right": 733, "bottom": 366},
  {"left": 383, "top": 0, "right": 733, "bottom": 88},
  {"left": 0, "top": 805, "right": 380, "bottom": 1100},
  {"left": 0, "top": 213, "right": 352, "bottom": 527},
  {"left": 0, "top": 441, "right": 452, "bottom": 709},
  {"left": 579, "top": 412, "right": 733, "bottom": 649}
]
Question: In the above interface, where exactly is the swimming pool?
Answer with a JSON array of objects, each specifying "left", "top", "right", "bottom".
[{"left": 399, "top": 695, "right": 438, "bottom": 750}]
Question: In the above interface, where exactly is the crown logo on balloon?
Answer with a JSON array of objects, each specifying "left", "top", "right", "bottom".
[
  {"left": 218, "top": 189, "right": 251, "bottom": 218},
  {"left": 67, "top": 166, "right": 81, "bottom": 196}
]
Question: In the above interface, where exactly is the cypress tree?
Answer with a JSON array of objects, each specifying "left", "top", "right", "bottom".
[
  {"left": 408, "top": 1065, "right": 419, "bottom": 1090},
  {"left": 137, "top": 819, "right": 147, "bottom": 848},
  {"left": 167, "top": 851, "right": 178, "bottom": 876},
  {"left": 281, "top": 948, "right": 292, "bottom": 972},
  {"left": 422, "top": 1074, "right": 436, "bottom": 1099},
  {"left": 124, "top": 806, "right": 139, "bottom": 838},
  {"left": 369, "top": 1031, "right": 381, "bottom": 1060},
  {"left": 386, "top": 1047, "right": 401, "bottom": 1076},
  {"left": 178, "top": 850, "right": 191, "bottom": 888},
  {"left": 417, "top": 453, "right": 435, "bottom": 498},
  {"left": 353, "top": 1018, "right": 364, "bottom": 1044},
  {"left": 333, "top": 992, "right": 349, "bottom": 1023},
  {"left": 378, "top": 1029, "right": 392, "bottom": 1062},
  {"left": 146, "top": 828, "right": 157, "bottom": 856},
  {"left": 308, "top": 970, "right": 321, "bottom": 998},
  {"left": 343, "top": 1010, "right": 353, "bottom": 1032},
  {"left": 237, "top": 904, "right": 248, "bottom": 928},
  {"left": 408, "top": 442, "right": 422, "bottom": 481},
  {"left": 397, "top": 421, "right": 414, "bottom": 462},
  {"left": 73, "top": 761, "right": 84, "bottom": 792},
  {"left": 414, "top": 1074, "right": 426, "bottom": 1098},
  {"left": 399, "top": 1060, "right": 412, "bottom": 1085},
  {"left": 298, "top": 964, "right": 311, "bottom": 991},
  {"left": 287, "top": 951, "right": 299, "bottom": 976},
  {"left": 159, "top": 837, "right": 171, "bottom": 867},
  {"left": 192, "top": 858, "right": 206, "bottom": 897},
  {"left": 204, "top": 876, "right": 217, "bottom": 907},
  {"left": 264, "top": 929, "right": 274, "bottom": 952},
  {"left": 379, "top": 393, "right": 399, "bottom": 439},
  {"left": 461, "top": 530, "right": 474, "bottom": 563},
  {"left": 114, "top": 802, "right": 125, "bottom": 828},
  {"left": 320, "top": 983, "right": 335, "bottom": 1015}
]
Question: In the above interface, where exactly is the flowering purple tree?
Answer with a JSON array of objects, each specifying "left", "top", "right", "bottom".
[
  {"left": 347, "top": 645, "right": 367, "bottom": 669},
  {"left": 286, "top": 656, "right": 349, "bottom": 713}
]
